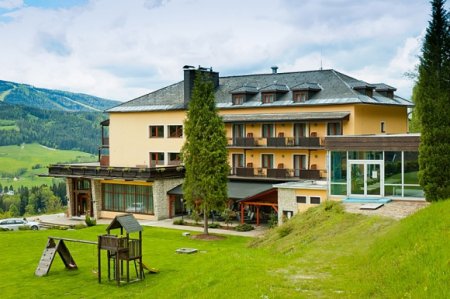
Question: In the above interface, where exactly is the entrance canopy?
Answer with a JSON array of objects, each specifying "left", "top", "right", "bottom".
[{"left": 167, "top": 181, "right": 275, "bottom": 200}]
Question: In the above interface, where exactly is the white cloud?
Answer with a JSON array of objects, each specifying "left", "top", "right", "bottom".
[
  {"left": 0, "top": 0, "right": 432, "bottom": 100},
  {"left": 0, "top": 0, "right": 23, "bottom": 9}
]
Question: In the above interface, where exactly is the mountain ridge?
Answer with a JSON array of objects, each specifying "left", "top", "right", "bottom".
[{"left": 0, "top": 79, "right": 120, "bottom": 112}]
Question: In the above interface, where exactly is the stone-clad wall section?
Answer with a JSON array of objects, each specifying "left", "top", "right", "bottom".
[
  {"left": 277, "top": 188, "right": 297, "bottom": 225},
  {"left": 91, "top": 179, "right": 102, "bottom": 219},
  {"left": 153, "top": 178, "right": 184, "bottom": 220}
]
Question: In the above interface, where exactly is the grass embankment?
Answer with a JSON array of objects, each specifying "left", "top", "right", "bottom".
[
  {"left": 0, "top": 143, "right": 96, "bottom": 188},
  {"left": 0, "top": 201, "right": 447, "bottom": 298}
]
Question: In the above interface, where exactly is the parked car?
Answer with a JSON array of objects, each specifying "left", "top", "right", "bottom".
[
  {"left": 125, "top": 203, "right": 145, "bottom": 213},
  {"left": 0, "top": 218, "right": 40, "bottom": 231}
]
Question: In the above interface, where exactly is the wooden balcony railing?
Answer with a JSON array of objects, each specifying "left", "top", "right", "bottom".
[
  {"left": 228, "top": 136, "right": 322, "bottom": 148},
  {"left": 233, "top": 167, "right": 321, "bottom": 180}
]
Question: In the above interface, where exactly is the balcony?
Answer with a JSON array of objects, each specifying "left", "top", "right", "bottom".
[
  {"left": 228, "top": 136, "right": 322, "bottom": 148},
  {"left": 233, "top": 167, "right": 321, "bottom": 180},
  {"left": 47, "top": 164, "right": 185, "bottom": 180}
]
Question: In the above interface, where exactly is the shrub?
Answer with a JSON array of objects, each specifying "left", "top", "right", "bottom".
[
  {"left": 0, "top": 227, "right": 10, "bottom": 232},
  {"left": 323, "top": 200, "right": 344, "bottom": 213},
  {"left": 85, "top": 215, "right": 96, "bottom": 227},
  {"left": 235, "top": 223, "right": 254, "bottom": 232},
  {"left": 268, "top": 213, "right": 278, "bottom": 228},
  {"left": 73, "top": 224, "right": 86, "bottom": 230},
  {"left": 208, "top": 222, "right": 221, "bottom": 229},
  {"left": 173, "top": 219, "right": 185, "bottom": 225},
  {"left": 18, "top": 226, "right": 32, "bottom": 231},
  {"left": 277, "top": 225, "right": 293, "bottom": 238}
]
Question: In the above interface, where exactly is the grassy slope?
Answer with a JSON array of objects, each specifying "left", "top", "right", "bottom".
[
  {"left": 0, "top": 143, "right": 96, "bottom": 188},
  {"left": 0, "top": 202, "right": 447, "bottom": 298},
  {"left": 348, "top": 199, "right": 450, "bottom": 298}
]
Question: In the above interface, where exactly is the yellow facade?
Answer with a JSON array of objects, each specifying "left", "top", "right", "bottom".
[
  {"left": 109, "top": 111, "right": 186, "bottom": 167},
  {"left": 294, "top": 189, "right": 328, "bottom": 213},
  {"left": 353, "top": 105, "right": 408, "bottom": 134},
  {"left": 108, "top": 103, "right": 408, "bottom": 173}
]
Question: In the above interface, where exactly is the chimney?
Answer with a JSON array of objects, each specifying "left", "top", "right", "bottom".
[
  {"left": 271, "top": 66, "right": 278, "bottom": 74},
  {"left": 183, "top": 65, "right": 219, "bottom": 106}
]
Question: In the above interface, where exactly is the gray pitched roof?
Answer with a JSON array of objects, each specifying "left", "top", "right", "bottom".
[
  {"left": 221, "top": 111, "right": 350, "bottom": 123},
  {"left": 107, "top": 69, "right": 413, "bottom": 113},
  {"left": 291, "top": 82, "right": 322, "bottom": 91},
  {"left": 167, "top": 181, "right": 274, "bottom": 200},
  {"left": 106, "top": 214, "right": 142, "bottom": 233}
]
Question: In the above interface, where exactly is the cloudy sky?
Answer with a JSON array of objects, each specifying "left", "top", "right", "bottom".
[{"left": 0, "top": 0, "right": 441, "bottom": 101}]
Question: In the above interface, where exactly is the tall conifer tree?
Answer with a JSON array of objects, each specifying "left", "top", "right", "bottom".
[
  {"left": 181, "top": 71, "right": 229, "bottom": 234},
  {"left": 414, "top": 0, "right": 450, "bottom": 201}
]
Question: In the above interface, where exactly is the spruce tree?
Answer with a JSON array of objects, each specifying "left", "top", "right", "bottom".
[
  {"left": 181, "top": 71, "right": 229, "bottom": 234},
  {"left": 414, "top": 0, "right": 450, "bottom": 201}
]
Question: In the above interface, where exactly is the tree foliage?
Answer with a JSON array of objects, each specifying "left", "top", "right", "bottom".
[
  {"left": 181, "top": 71, "right": 229, "bottom": 234},
  {"left": 0, "top": 103, "right": 106, "bottom": 153},
  {"left": 414, "top": 0, "right": 450, "bottom": 201}
]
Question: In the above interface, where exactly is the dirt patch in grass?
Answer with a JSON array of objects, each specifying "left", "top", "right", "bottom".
[{"left": 191, "top": 234, "right": 226, "bottom": 241}]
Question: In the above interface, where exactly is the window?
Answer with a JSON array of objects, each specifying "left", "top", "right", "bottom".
[
  {"left": 149, "top": 125, "right": 164, "bottom": 138},
  {"left": 293, "top": 91, "right": 308, "bottom": 102},
  {"left": 102, "top": 183, "right": 153, "bottom": 214},
  {"left": 232, "top": 94, "right": 244, "bottom": 105},
  {"left": 168, "top": 152, "right": 181, "bottom": 165},
  {"left": 262, "top": 124, "right": 275, "bottom": 138},
  {"left": 74, "top": 179, "right": 90, "bottom": 191},
  {"left": 327, "top": 122, "right": 342, "bottom": 136},
  {"left": 381, "top": 121, "right": 385, "bottom": 133},
  {"left": 296, "top": 196, "right": 307, "bottom": 203},
  {"left": 261, "top": 154, "right": 274, "bottom": 169},
  {"left": 150, "top": 152, "right": 164, "bottom": 167},
  {"left": 168, "top": 125, "right": 183, "bottom": 138},
  {"left": 310, "top": 197, "right": 321, "bottom": 204},
  {"left": 262, "top": 93, "right": 274, "bottom": 103}
]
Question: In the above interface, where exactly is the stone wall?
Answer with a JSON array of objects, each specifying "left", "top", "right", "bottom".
[
  {"left": 153, "top": 178, "right": 184, "bottom": 220},
  {"left": 91, "top": 179, "right": 102, "bottom": 219},
  {"left": 66, "top": 178, "right": 73, "bottom": 218},
  {"left": 277, "top": 188, "right": 297, "bottom": 225}
]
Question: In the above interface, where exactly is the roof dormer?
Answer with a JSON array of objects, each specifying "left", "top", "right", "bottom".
[
  {"left": 259, "top": 83, "right": 289, "bottom": 104},
  {"left": 230, "top": 84, "right": 258, "bottom": 105},
  {"left": 290, "top": 82, "right": 321, "bottom": 103},
  {"left": 349, "top": 81, "right": 376, "bottom": 97},
  {"left": 374, "top": 83, "right": 397, "bottom": 99}
]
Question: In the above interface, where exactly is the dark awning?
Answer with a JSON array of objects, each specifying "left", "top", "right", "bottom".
[
  {"left": 324, "top": 134, "right": 420, "bottom": 151},
  {"left": 167, "top": 181, "right": 275, "bottom": 200},
  {"left": 221, "top": 111, "right": 350, "bottom": 123}
]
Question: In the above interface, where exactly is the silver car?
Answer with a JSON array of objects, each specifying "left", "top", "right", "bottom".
[{"left": 0, "top": 218, "right": 40, "bottom": 231}]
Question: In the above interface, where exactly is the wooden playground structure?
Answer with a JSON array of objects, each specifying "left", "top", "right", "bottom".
[{"left": 35, "top": 214, "right": 146, "bottom": 286}]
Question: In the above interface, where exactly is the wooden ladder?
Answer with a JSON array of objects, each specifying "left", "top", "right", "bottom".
[{"left": 35, "top": 238, "right": 78, "bottom": 277}]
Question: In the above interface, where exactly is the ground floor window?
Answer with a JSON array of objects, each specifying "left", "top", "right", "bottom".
[
  {"left": 329, "top": 151, "right": 423, "bottom": 198},
  {"left": 102, "top": 183, "right": 154, "bottom": 214}
]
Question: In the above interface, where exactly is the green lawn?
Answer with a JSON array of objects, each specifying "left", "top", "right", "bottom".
[
  {"left": 0, "top": 143, "right": 96, "bottom": 189},
  {"left": 0, "top": 201, "right": 448, "bottom": 298}
]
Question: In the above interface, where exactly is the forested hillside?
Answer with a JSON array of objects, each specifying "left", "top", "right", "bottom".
[
  {"left": 0, "top": 80, "right": 119, "bottom": 112},
  {"left": 0, "top": 102, "right": 106, "bottom": 154}
]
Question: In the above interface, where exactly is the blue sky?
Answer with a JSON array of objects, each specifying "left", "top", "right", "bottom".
[{"left": 0, "top": 0, "right": 445, "bottom": 101}]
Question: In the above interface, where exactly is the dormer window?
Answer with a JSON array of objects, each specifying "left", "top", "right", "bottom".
[
  {"left": 262, "top": 93, "right": 275, "bottom": 103},
  {"left": 293, "top": 91, "right": 308, "bottom": 103},
  {"left": 232, "top": 94, "right": 244, "bottom": 105},
  {"left": 290, "top": 82, "right": 321, "bottom": 102},
  {"left": 350, "top": 82, "right": 375, "bottom": 98},
  {"left": 374, "top": 83, "right": 396, "bottom": 99}
]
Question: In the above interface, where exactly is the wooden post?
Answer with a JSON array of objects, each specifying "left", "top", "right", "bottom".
[
  {"left": 240, "top": 204, "right": 244, "bottom": 224},
  {"left": 256, "top": 206, "right": 260, "bottom": 226},
  {"left": 97, "top": 236, "right": 101, "bottom": 283}
]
